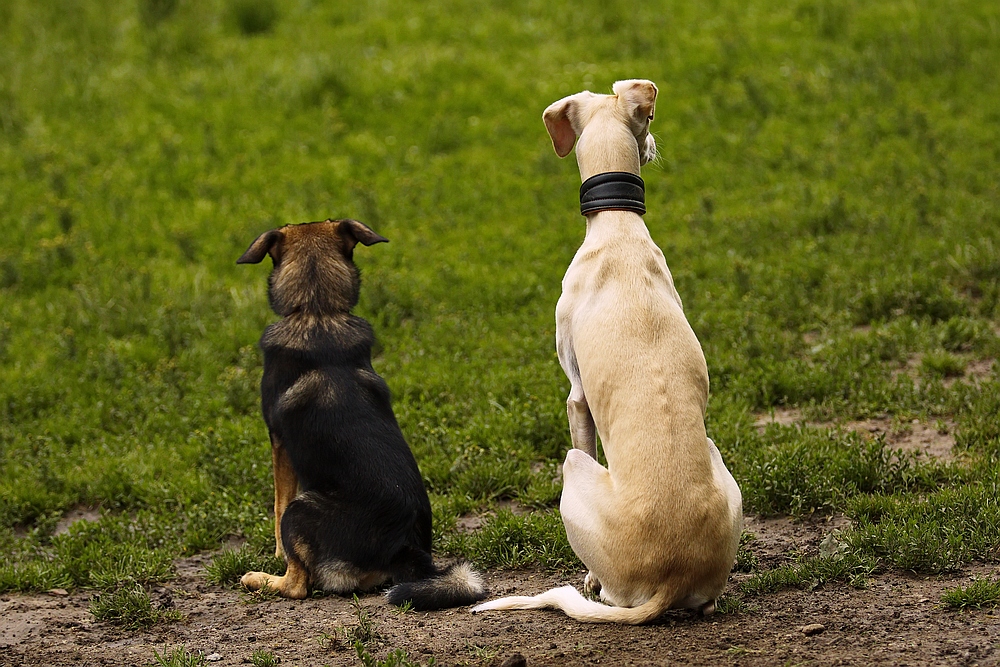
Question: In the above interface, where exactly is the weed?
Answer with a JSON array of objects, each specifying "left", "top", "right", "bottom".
[
  {"left": 205, "top": 546, "right": 284, "bottom": 585},
  {"left": 734, "top": 531, "right": 759, "bottom": 573},
  {"left": 442, "top": 509, "right": 580, "bottom": 571},
  {"left": 250, "top": 649, "right": 281, "bottom": 667},
  {"left": 90, "top": 584, "right": 182, "bottom": 630},
  {"left": 355, "top": 645, "right": 431, "bottom": 667},
  {"left": 152, "top": 646, "right": 207, "bottom": 667},
  {"left": 942, "top": 578, "right": 1000, "bottom": 609},
  {"left": 345, "top": 595, "right": 382, "bottom": 645}
]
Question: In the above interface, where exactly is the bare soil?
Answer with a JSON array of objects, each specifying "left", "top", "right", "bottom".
[{"left": 2, "top": 516, "right": 997, "bottom": 667}]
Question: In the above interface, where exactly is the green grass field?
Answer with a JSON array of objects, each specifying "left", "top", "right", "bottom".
[{"left": 1, "top": 0, "right": 999, "bottom": 620}]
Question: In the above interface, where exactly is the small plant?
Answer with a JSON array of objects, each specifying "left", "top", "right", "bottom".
[
  {"left": 250, "top": 649, "right": 280, "bottom": 666},
  {"left": 152, "top": 646, "right": 207, "bottom": 667},
  {"left": 392, "top": 599, "right": 414, "bottom": 614},
  {"left": 355, "top": 646, "right": 430, "bottom": 667},
  {"left": 734, "top": 531, "right": 759, "bottom": 572},
  {"left": 920, "top": 351, "right": 965, "bottom": 378},
  {"left": 942, "top": 578, "right": 1000, "bottom": 609},
  {"left": 90, "top": 584, "right": 181, "bottom": 629},
  {"left": 345, "top": 595, "right": 382, "bottom": 645},
  {"left": 714, "top": 595, "right": 745, "bottom": 615},
  {"left": 205, "top": 546, "right": 283, "bottom": 585}
]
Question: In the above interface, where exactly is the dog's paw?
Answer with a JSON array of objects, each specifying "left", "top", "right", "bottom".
[
  {"left": 241, "top": 571, "right": 274, "bottom": 591},
  {"left": 583, "top": 571, "right": 602, "bottom": 597}
]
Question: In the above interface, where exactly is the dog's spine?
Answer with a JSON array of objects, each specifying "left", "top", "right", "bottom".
[
  {"left": 385, "top": 562, "right": 486, "bottom": 611},
  {"left": 471, "top": 586, "right": 669, "bottom": 624}
]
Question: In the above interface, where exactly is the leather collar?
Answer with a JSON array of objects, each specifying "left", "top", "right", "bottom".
[{"left": 579, "top": 172, "right": 646, "bottom": 216}]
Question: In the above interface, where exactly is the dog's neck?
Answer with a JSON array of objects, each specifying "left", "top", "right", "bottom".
[{"left": 575, "top": 118, "right": 643, "bottom": 181}]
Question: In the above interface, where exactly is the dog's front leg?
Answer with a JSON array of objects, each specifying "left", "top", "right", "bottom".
[
  {"left": 557, "top": 326, "right": 598, "bottom": 460},
  {"left": 270, "top": 433, "right": 298, "bottom": 560},
  {"left": 567, "top": 383, "right": 597, "bottom": 460}
]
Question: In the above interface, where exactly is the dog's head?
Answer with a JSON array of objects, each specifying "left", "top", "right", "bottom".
[
  {"left": 542, "top": 79, "right": 657, "bottom": 176},
  {"left": 237, "top": 219, "right": 387, "bottom": 317}
]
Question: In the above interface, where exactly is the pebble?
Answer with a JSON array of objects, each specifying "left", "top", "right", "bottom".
[
  {"left": 47, "top": 589, "right": 69, "bottom": 597},
  {"left": 800, "top": 623, "right": 826, "bottom": 636},
  {"left": 500, "top": 654, "right": 527, "bottom": 667},
  {"left": 206, "top": 654, "right": 222, "bottom": 662}
]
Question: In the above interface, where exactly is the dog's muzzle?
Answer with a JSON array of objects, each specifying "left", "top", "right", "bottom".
[{"left": 579, "top": 172, "right": 646, "bottom": 216}]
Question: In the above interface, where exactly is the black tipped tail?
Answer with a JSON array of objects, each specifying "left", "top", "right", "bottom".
[{"left": 386, "top": 562, "right": 487, "bottom": 611}]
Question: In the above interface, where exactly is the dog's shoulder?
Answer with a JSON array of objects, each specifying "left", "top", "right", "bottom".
[{"left": 260, "top": 314, "right": 375, "bottom": 361}]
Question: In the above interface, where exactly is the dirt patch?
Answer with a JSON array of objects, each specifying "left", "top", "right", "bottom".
[
  {"left": 965, "top": 358, "right": 996, "bottom": 383},
  {"left": 754, "top": 411, "right": 957, "bottom": 461},
  {"left": 753, "top": 407, "right": 805, "bottom": 429},
  {"left": 1, "top": 522, "right": 997, "bottom": 667},
  {"left": 53, "top": 507, "right": 101, "bottom": 537},
  {"left": 845, "top": 417, "right": 957, "bottom": 461}
]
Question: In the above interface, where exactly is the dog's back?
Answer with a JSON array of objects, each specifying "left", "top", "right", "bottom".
[
  {"left": 474, "top": 81, "right": 742, "bottom": 623},
  {"left": 238, "top": 219, "right": 485, "bottom": 608}
]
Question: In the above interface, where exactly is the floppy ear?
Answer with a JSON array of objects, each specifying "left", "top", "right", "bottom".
[
  {"left": 336, "top": 219, "right": 388, "bottom": 253},
  {"left": 237, "top": 229, "right": 284, "bottom": 264},
  {"left": 613, "top": 79, "right": 658, "bottom": 125},
  {"left": 542, "top": 95, "right": 580, "bottom": 158}
]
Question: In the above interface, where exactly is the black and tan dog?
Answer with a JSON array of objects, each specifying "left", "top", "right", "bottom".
[{"left": 236, "top": 218, "right": 485, "bottom": 609}]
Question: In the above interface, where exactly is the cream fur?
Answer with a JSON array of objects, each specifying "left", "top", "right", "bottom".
[{"left": 473, "top": 80, "right": 743, "bottom": 624}]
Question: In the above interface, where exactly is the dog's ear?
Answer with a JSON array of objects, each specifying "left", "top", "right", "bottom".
[
  {"left": 613, "top": 79, "right": 658, "bottom": 125},
  {"left": 336, "top": 219, "right": 388, "bottom": 253},
  {"left": 237, "top": 229, "right": 285, "bottom": 264},
  {"left": 542, "top": 95, "right": 580, "bottom": 158}
]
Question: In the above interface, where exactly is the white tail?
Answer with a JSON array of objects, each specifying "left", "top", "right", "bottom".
[{"left": 472, "top": 585, "right": 669, "bottom": 625}]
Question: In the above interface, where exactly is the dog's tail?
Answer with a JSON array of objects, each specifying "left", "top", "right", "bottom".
[
  {"left": 386, "top": 561, "right": 487, "bottom": 611},
  {"left": 471, "top": 585, "right": 670, "bottom": 625}
]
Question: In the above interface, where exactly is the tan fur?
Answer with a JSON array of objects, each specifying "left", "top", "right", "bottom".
[
  {"left": 474, "top": 80, "right": 742, "bottom": 624},
  {"left": 241, "top": 538, "right": 311, "bottom": 599},
  {"left": 270, "top": 433, "right": 297, "bottom": 560}
]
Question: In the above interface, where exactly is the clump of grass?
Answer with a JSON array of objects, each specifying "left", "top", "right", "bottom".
[
  {"left": 345, "top": 595, "right": 382, "bottom": 645},
  {"left": 90, "top": 584, "right": 181, "bottom": 629},
  {"left": 942, "top": 578, "right": 1000, "bottom": 609},
  {"left": 152, "top": 646, "right": 207, "bottom": 667},
  {"left": 441, "top": 509, "right": 580, "bottom": 571},
  {"left": 355, "top": 647, "right": 430, "bottom": 667},
  {"left": 733, "top": 531, "right": 759, "bottom": 573},
  {"left": 250, "top": 649, "right": 280, "bottom": 667},
  {"left": 921, "top": 351, "right": 965, "bottom": 378},
  {"left": 205, "top": 545, "right": 283, "bottom": 585},
  {"left": 739, "top": 553, "right": 876, "bottom": 598}
]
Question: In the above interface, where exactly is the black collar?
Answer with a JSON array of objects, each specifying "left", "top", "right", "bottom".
[{"left": 579, "top": 172, "right": 646, "bottom": 216}]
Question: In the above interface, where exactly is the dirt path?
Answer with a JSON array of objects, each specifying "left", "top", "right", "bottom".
[{"left": 2, "top": 516, "right": 997, "bottom": 666}]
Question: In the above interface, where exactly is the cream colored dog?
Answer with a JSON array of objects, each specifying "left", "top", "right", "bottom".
[{"left": 472, "top": 80, "right": 743, "bottom": 624}]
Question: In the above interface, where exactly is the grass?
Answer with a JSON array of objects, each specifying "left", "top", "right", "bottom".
[
  {"left": 89, "top": 584, "right": 182, "bottom": 629},
  {"left": 942, "top": 578, "right": 1000, "bottom": 609},
  {"left": 1, "top": 0, "right": 999, "bottom": 635},
  {"left": 249, "top": 649, "right": 280, "bottom": 667},
  {"left": 152, "top": 647, "right": 208, "bottom": 667}
]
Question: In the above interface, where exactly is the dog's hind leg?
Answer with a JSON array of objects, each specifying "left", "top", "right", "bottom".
[{"left": 270, "top": 433, "right": 298, "bottom": 560}]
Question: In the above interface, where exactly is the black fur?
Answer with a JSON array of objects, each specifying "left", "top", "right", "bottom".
[{"left": 244, "top": 220, "right": 485, "bottom": 610}]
